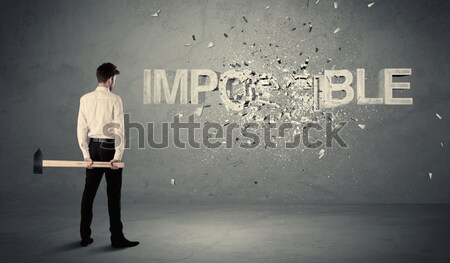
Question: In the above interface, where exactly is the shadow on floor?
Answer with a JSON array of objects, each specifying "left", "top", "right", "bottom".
[
  {"left": 52, "top": 241, "right": 128, "bottom": 253},
  {"left": 52, "top": 241, "right": 82, "bottom": 252},
  {"left": 92, "top": 245, "right": 129, "bottom": 252}
]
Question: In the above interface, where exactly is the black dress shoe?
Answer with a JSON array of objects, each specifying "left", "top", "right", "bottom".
[
  {"left": 111, "top": 236, "right": 139, "bottom": 248},
  {"left": 80, "top": 237, "right": 94, "bottom": 247}
]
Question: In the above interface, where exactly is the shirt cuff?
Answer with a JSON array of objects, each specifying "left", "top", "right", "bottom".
[
  {"left": 113, "top": 151, "right": 123, "bottom": 161},
  {"left": 82, "top": 150, "right": 90, "bottom": 159}
]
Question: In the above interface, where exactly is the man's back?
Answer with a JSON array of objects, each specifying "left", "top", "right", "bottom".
[
  {"left": 79, "top": 87, "right": 122, "bottom": 138},
  {"left": 77, "top": 86, "right": 124, "bottom": 161}
]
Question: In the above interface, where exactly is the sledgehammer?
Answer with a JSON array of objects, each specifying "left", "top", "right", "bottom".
[{"left": 33, "top": 148, "right": 125, "bottom": 174}]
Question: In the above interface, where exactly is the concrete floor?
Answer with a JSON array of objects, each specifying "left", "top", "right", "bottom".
[{"left": 1, "top": 201, "right": 449, "bottom": 263}]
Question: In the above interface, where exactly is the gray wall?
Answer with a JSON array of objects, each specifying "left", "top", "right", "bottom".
[{"left": 1, "top": 0, "right": 449, "bottom": 204}]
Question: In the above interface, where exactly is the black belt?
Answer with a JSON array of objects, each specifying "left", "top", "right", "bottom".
[{"left": 90, "top": 138, "right": 115, "bottom": 143}]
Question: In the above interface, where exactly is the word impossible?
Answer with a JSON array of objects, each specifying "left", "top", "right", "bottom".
[{"left": 143, "top": 68, "right": 412, "bottom": 110}]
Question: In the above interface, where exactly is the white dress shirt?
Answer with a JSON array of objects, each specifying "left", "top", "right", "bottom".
[{"left": 77, "top": 86, "right": 125, "bottom": 160}]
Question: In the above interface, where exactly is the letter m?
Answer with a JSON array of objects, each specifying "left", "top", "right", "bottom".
[{"left": 151, "top": 69, "right": 188, "bottom": 104}]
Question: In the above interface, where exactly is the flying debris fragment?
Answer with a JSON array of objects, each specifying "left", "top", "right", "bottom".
[
  {"left": 428, "top": 172, "right": 432, "bottom": 180},
  {"left": 208, "top": 42, "right": 215, "bottom": 48},
  {"left": 441, "top": 142, "right": 444, "bottom": 147},
  {"left": 151, "top": 9, "right": 161, "bottom": 17},
  {"left": 242, "top": 15, "right": 248, "bottom": 23},
  {"left": 318, "top": 149, "right": 325, "bottom": 159},
  {"left": 436, "top": 113, "right": 442, "bottom": 119},
  {"left": 368, "top": 2, "right": 375, "bottom": 7},
  {"left": 358, "top": 124, "right": 366, "bottom": 129},
  {"left": 243, "top": 139, "right": 253, "bottom": 145},
  {"left": 333, "top": 27, "right": 341, "bottom": 34},
  {"left": 315, "top": 0, "right": 320, "bottom": 4},
  {"left": 184, "top": 43, "right": 192, "bottom": 47},
  {"left": 170, "top": 178, "right": 176, "bottom": 185},
  {"left": 265, "top": 5, "right": 270, "bottom": 9},
  {"left": 334, "top": 1, "right": 338, "bottom": 9}
]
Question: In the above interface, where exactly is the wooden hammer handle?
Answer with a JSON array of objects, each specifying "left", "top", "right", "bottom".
[{"left": 43, "top": 160, "right": 125, "bottom": 168}]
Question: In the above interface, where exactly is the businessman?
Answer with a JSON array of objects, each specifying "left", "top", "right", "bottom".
[{"left": 77, "top": 62, "right": 139, "bottom": 248}]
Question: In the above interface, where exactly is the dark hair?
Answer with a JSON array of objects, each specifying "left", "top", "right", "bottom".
[{"left": 96, "top": 62, "right": 120, "bottom": 83}]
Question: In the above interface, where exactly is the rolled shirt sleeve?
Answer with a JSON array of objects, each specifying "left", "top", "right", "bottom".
[
  {"left": 113, "top": 96, "right": 125, "bottom": 160},
  {"left": 77, "top": 97, "right": 90, "bottom": 159}
]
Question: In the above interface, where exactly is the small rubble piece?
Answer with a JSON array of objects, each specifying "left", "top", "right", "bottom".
[
  {"left": 334, "top": 27, "right": 341, "bottom": 34},
  {"left": 318, "top": 148, "right": 325, "bottom": 159},
  {"left": 309, "top": 23, "right": 313, "bottom": 32},
  {"left": 192, "top": 35, "right": 196, "bottom": 41},
  {"left": 229, "top": 62, "right": 242, "bottom": 68},
  {"left": 265, "top": 5, "right": 270, "bottom": 9},
  {"left": 184, "top": 43, "right": 192, "bottom": 47},
  {"left": 243, "top": 139, "right": 252, "bottom": 145},
  {"left": 428, "top": 172, "right": 432, "bottom": 180},
  {"left": 441, "top": 142, "right": 444, "bottom": 147},
  {"left": 315, "top": 0, "right": 320, "bottom": 4},
  {"left": 224, "top": 33, "right": 228, "bottom": 38},
  {"left": 358, "top": 124, "right": 366, "bottom": 129},
  {"left": 208, "top": 42, "right": 214, "bottom": 48},
  {"left": 259, "top": 79, "right": 270, "bottom": 86},
  {"left": 327, "top": 58, "right": 332, "bottom": 63},
  {"left": 436, "top": 113, "right": 442, "bottom": 119},
  {"left": 334, "top": 1, "right": 338, "bottom": 9},
  {"left": 242, "top": 15, "right": 248, "bottom": 23},
  {"left": 170, "top": 178, "right": 176, "bottom": 185},
  {"left": 151, "top": 9, "right": 161, "bottom": 17},
  {"left": 368, "top": 2, "right": 375, "bottom": 7}
]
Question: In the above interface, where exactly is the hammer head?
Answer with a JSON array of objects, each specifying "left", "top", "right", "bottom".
[{"left": 33, "top": 148, "right": 43, "bottom": 174}]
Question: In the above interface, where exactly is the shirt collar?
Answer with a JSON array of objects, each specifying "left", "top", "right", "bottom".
[{"left": 96, "top": 86, "right": 110, "bottom": 92}]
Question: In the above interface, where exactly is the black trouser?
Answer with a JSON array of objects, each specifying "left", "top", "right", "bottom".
[{"left": 80, "top": 140, "right": 123, "bottom": 240}]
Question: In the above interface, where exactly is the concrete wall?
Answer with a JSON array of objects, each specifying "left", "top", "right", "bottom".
[{"left": 1, "top": 0, "right": 449, "bottom": 204}]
